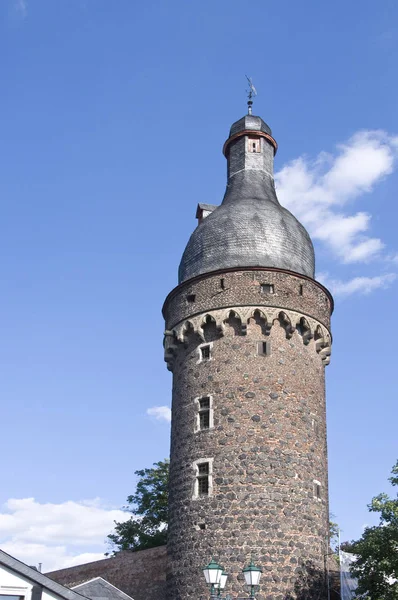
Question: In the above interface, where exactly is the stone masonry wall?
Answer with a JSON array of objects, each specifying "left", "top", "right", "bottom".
[
  {"left": 165, "top": 271, "right": 331, "bottom": 600},
  {"left": 47, "top": 546, "right": 167, "bottom": 600},
  {"left": 163, "top": 269, "right": 332, "bottom": 331}
]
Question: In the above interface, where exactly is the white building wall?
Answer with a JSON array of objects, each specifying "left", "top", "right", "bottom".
[
  {"left": 0, "top": 564, "right": 66, "bottom": 600},
  {"left": 0, "top": 563, "right": 33, "bottom": 600}
]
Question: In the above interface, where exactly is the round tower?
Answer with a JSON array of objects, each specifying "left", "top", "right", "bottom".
[{"left": 163, "top": 112, "right": 333, "bottom": 600}]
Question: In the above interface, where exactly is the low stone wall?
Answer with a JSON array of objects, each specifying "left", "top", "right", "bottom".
[{"left": 46, "top": 546, "right": 167, "bottom": 600}]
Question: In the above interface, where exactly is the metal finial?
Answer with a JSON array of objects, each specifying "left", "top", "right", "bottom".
[{"left": 245, "top": 75, "right": 257, "bottom": 115}]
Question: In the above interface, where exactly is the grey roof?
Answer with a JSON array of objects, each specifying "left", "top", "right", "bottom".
[
  {"left": 178, "top": 112, "right": 314, "bottom": 283},
  {"left": 0, "top": 549, "right": 88, "bottom": 600},
  {"left": 72, "top": 577, "right": 134, "bottom": 600},
  {"left": 229, "top": 114, "right": 272, "bottom": 137},
  {"left": 196, "top": 203, "right": 218, "bottom": 213},
  {"left": 179, "top": 168, "right": 315, "bottom": 283}
]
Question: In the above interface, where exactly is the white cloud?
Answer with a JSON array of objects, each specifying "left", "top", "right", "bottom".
[
  {"left": 276, "top": 130, "right": 398, "bottom": 264},
  {"left": 387, "top": 253, "right": 398, "bottom": 264},
  {"left": 146, "top": 406, "right": 171, "bottom": 422},
  {"left": 15, "top": 0, "right": 27, "bottom": 18},
  {"left": 0, "top": 497, "right": 130, "bottom": 572},
  {"left": 318, "top": 273, "right": 396, "bottom": 297}
]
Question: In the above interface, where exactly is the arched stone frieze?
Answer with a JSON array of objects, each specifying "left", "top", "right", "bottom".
[{"left": 165, "top": 306, "right": 332, "bottom": 370}]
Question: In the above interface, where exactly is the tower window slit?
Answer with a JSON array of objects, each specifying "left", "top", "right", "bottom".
[
  {"left": 258, "top": 341, "right": 270, "bottom": 356},
  {"left": 312, "top": 419, "right": 319, "bottom": 435},
  {"left": 313, "top": 480, "right": 322, "bottom": 501},
  {"left": 299, "top": 284, "right": 304, "bottom": 296},
  {"left": 197, "top": 462, "right": 209, "bottom": 496},
  {"left": 260, "top": 283, "right": 274, "bottom": 294},
  {"left": 248, "top": 136, "right": 261, "bottom": 153},
  {"left": 199, "top": 397, "right": 210, "bottom": 430},
  {"left": 187, "top": 294, "right": 196, "bottom": 303},
  {"left": 201, "top": 345, "right": 211, "bottom": 360}
]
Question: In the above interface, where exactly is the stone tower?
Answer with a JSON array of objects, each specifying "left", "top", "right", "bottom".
[{"left": 163, "top": 111, "right": 333, "bottom": 600}]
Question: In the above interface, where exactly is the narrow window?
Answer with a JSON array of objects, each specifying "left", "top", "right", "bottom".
[
  {"left": 201, "top": 345, "right": 211, "bottom": 360},
  {"left": 199, "top": 397, "right": 210, "bottom": 430},
  {"left": 187, "top": 294, "right": 196, "bottom": 303},
  {"left": 248, "top": 136, "right": 261, "bottom": 153},
  {"left": 193, "top": 458, "right": 213, "bottom": 499},
  {"left": 220, "top": 278, "right": 225, "bottom": 290},
  {"left": 299, "top": 284, "right": 304, "bottom": 296},
  {"left": 313, "top": 480, "right": 322, "bottom": 501},
  {"left": 260, "top": 283, "right": 274, "bottom": 294},
  {"left": 312, "top": 419, "right": 319, "bottom": 435},
  {"left": 257, "top": 341, "right": 270, "bottom": 356},
  {"left": 195, "top": 396, "right": 213, "bottom": 432},
  {"left": 197, "top": 462, "right": 209, "bottom": 496},
  {"left": 198, "top": 522, "right": 206, "bottom": 530}
]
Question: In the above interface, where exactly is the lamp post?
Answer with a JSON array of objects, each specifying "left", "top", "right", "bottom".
[
  {"left": 242, "top": 560, "right": 263, "bottom": 598},
  {"left": 203, "top": 559, "right": 263, "bottom": 599},
  {"left": 203, "top": 559, "right": 223, "bottom": 600}
]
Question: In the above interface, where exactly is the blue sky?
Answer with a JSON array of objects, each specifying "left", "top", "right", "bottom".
[{"left": 0, "top": 0, "right": 397, "bottom": 571}]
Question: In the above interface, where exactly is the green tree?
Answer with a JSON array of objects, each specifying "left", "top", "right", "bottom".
[
  {"left": 108, "top": 459, "right": 169, "bottom": 552},
  {"left": 341, "top": 460, "right": 398, "bottom": 600},
  {"left": 329, "top": 513, "right": 339, "bottom": 550}
]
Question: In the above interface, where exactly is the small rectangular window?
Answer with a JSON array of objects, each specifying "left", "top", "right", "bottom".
[
  {"left": 313, "top": 480, "right": 322, "bottom": 501},
  {"left": 187, "top": 294, "right": 196, "bottom": 303},
  {"left": 260, "top": 283, "right": 274, "bottom": 294},
  {"left": 199, "top": 397, "right": 210, "bottom": 409},
  {"left": 193, "top": 458, "right": 213, "bottom": 499},
  {"left": 257, "top": 341, "right": 270, "bottom": 356},
  {"left": 197, "top": 462, "right": 209, "bottom": 496},
  {"left": 201, "top": 345, "right": 211, "bottom": 360},
  {"left": 248, "top": 136, "right": 261, "bottom": 153},
  {"left": 299, "top": 284, "right": 304, "bottom": 296},
  {"left": 199, "top": 397, "right": 210, "bottom": 430},
  {"left": 195, "top": 396, "right": 213, "bottom": 432},
  {"left": 220, "top": 278, "right": 225, "bottom": 290}
]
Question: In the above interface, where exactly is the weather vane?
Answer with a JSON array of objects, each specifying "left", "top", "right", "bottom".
[{"left": 245, "top": 75, "right": 257, "bottom": 115}]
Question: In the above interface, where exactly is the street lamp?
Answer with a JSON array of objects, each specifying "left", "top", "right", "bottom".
[
  {"left": 214, "top": 571, "right": 228, "bottom": 597},
  {"left": 203, "top": 559, "right": 263, "bottom": 599},
  {"left": 242, "top": 560, "right": 262, "bottom": 598},
  {"left": 203, "top": 559, "right": 223, "bottom": 599}
]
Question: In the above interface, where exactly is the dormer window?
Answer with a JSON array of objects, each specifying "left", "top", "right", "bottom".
[{"left": 248, "top": 136, "right": 261, "bottom": 153}]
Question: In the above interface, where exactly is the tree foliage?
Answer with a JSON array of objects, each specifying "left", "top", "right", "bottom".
[
  {"left": 108, "top": 459, "right": 169, "bottom": 553},
  {"left": 342, "top": 460, "right": 398, "bottom": 600},
  {"left": 329, "top": 513, "right": 339, "bottom": 551}
]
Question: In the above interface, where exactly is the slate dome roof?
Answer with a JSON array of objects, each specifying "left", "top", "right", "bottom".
[
  {"left": 229, "top": 114, "right": 272, "bottom": 137},
  {"left": 178, "top": 115, "right": 315, "bottom": 284}
]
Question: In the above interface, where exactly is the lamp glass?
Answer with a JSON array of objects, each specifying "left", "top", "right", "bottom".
[
  {"left": 203, "top": 559, "right": 223, "bottom": 585},
  {"left": 219, "top": 572, "right": 228, "bottom": 590},
  {"left": 243, "top": 561, "right": 262, "bottom": 587}
]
